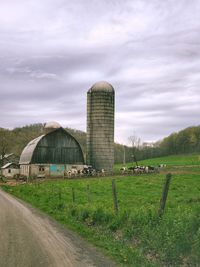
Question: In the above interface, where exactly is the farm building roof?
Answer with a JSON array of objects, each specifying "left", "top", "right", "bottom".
[
  {"left": 88, "top": 81, "right": 114, "bottom": 93},
  {"left": 1, "top": 162, "right": 19, "bottom": 169},
  {"left": 19, "top": 135, "right": 45, "bottom": 164},
  {"left": 0, "top": 153, "right": 14, "bottom": 160},
  {"left": 19, "top": 127, "right": 84, "bottom": 165}
]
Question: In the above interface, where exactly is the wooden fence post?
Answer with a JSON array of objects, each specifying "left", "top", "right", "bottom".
[
  {"left": 72, "top": 188, "right": 75, "bottom": 203},
  {"left": 158, "top": 173, "right": 172, "bottom": 217},
  {"left": 112, "top": 179, "right": 119, "bottom": 214}
]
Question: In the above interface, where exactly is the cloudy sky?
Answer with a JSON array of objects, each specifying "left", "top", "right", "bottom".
[{"left": 0, "top": 0, "right": 200, "bottom": 144}]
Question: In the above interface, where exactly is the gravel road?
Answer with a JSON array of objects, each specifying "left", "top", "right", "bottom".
[{"left": 0, "top": 189, "right": 116, "bottom": 267}]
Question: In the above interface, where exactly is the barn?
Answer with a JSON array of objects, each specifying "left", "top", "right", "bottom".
[{"left": 19, "top": 122, "right": 85, "bottom": 178}]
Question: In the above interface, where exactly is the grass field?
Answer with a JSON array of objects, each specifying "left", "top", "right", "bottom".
[
  {"left": 115, "top": 153, "right": 200, "bottom": 170},
  {"left": 2, "top": 154, "right": 200, "bottom": 266}
]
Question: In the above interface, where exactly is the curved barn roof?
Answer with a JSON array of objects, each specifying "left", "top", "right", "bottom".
[
  {"left": 19, "top": 128, "right": 84, "bottom": 165},
  {"left": 19, "top": 135, "right": 45, "bottom": 164}
]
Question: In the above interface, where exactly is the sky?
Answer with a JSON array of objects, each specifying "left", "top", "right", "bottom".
[{"left": 0, "top": 0, "right": 200, "bottom": 145}]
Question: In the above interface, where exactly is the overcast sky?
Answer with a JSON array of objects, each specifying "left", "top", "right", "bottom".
[{"left": 0, "top": 0, "right": 200, "bottom": 144}]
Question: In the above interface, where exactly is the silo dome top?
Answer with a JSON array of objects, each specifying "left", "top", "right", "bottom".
[
  {"left": 44, "top": 121, "right": 61, "bottom": 129},
  {"left": 89, "top": 81, "right": 114, "bottom": 93}
]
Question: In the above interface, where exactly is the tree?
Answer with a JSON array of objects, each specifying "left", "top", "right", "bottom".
[
  {"left": 128, "top": 134, "right": 141, "bottom": 149},
  {"left": 128, "top": 134, "right": 142, "bottom": 166},
  {"left": 0, "top": 128, "right": 12, "bottom": 167}
]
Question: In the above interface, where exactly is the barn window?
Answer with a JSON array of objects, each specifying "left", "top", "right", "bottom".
[
  {"left": 8, "top": 169, "right": 11, "bottom": 173},
  {"left": 39, "top": 166, "right": 45, "bottom": 172}
]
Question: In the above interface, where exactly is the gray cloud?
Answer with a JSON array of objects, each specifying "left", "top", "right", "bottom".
[{"left": 0, "top": 0, "right": 200, "bottom": 144}]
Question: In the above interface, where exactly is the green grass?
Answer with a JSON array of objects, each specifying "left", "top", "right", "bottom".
[
  {"left": 114, "top": 154, "right": 200, "bottom": 171},
  {"left": 2, "top": 154, "right": 200, "bottom": 266}
]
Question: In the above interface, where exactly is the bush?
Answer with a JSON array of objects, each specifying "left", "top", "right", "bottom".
[{"left": 0, "top": 175, "right": 7, "bottom": 183}]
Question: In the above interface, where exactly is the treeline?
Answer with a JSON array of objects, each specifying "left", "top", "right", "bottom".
[
  {"left": 159, "top": 126, "right": 200, "bottom": 155},
  {"left": 119, "top": 126, "right": 200, "bottom": 163},
  {"left": 115, "top": 126, "right": 200, "bottom": 163},
  {"left": 114, "top": 143, "right": 163, "bottom": 164},
  {"left": 0, "top": 124, "right": 200, "bottom": 165}
]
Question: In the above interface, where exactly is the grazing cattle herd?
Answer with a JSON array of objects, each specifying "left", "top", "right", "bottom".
[
  {"left": 64, "top": 165, "right": 106, "bottom": 178},
  {"left": 120, "top": 164, "right": 166, "bottom": 175},
  {"left": 7, "top": 164, "right": 166, "bottom": 181},
  {"left": 65, "top": 163, "right": 166, "bottom": 178}
]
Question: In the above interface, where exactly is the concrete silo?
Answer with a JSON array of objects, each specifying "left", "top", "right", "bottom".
[{"left": 87, "top": 81, "right": 115, "bottom": 172}]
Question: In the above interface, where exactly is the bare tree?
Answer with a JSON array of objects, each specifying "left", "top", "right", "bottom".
[
  {"left": 128, "top": 133, "right": 142, "bottom": 166},
  {"left": 128, "top": 134, "right": 141, "bottom": 149}
]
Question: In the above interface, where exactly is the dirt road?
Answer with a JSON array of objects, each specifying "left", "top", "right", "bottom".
[{"left": 0, "top": 189, "right": 116, "bottom": 267}]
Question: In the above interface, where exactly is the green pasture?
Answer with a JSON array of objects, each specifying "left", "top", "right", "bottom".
[
  {"left": 2, "top": 154, "right": 200, "bottom": 266},
  {"left": 114, "top": 153, "right": 200, "bottom": 171}
]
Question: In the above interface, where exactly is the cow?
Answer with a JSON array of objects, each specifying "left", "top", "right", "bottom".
[
  {"left": 120, "top": 166, "right": 127, "bottom": 175},
  {"left": 82, "top": 166, "right": 96, "bottom": 176}
]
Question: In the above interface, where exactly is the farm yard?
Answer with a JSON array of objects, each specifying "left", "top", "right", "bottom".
[{"left": 2, "top": 154, "right": 200, "bottom": 267}]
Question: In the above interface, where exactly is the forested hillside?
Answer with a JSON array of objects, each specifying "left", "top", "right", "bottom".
[
  {"left": 159, "top": 126, "right": 200, "bottom": 155},
  {"left": 0, "top": 124, "right": 200, "bottom": 166}
]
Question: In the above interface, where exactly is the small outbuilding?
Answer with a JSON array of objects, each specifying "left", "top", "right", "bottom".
[
  {"left": 1, "top": 163, "right": 20, "bottom": 178},
  {"left": 0, "top": 153, "right": 19, "bottom": 167},
  {"left": 19, "top": 122, "right": 85, "bottom": 178}
]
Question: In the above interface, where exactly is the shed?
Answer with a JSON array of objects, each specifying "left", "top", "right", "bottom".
[
  {"left": 0, "top": 153, "right": 19, "bottom": 167},
  {"left": 1, "top": 163, "right": 20, "bottom": 178}
]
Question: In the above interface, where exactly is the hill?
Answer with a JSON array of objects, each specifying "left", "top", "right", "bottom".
[{"left": 159, "top": 125, "right": 200, "bottom": 155}]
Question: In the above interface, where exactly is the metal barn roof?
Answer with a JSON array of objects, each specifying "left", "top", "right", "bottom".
[
  {"left": 19, "top": 127, "right": 84, "bottom": 165},
  {"left": 0, "top": 153, "right": 14, "bottom": 160},
  {"left": 19, "top": 135, "right": 44, "bottom": 164},
  {"left": 1, "top": 162, "right": 19, "bottom": 169}
]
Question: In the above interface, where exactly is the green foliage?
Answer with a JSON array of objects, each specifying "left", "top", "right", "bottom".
[
  {"left": 160, "top": 126, "right": 200, "bottom": 155},
  {"left": 0, "top": 175, "right": 7, "bottom": 183},
  {"left": 0, "top": 128, "right": 13, "bottom": 166}
]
